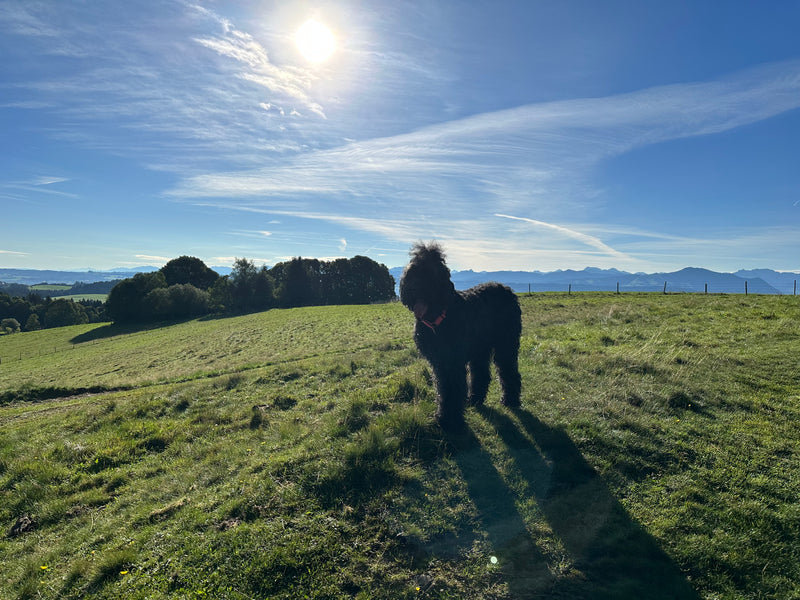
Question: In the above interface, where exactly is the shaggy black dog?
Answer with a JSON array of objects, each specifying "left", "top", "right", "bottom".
[{"left": 399, "top": 242, "right": 522, "bottom": 430}]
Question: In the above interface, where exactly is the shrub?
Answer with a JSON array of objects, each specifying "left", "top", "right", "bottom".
[{"left": 1, "top": 318, "right": 20, "bottom": 333}]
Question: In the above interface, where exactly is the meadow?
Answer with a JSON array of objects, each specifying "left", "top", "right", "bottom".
[{"left": 1, "top": 293, "right": 798, "bottom": 599}]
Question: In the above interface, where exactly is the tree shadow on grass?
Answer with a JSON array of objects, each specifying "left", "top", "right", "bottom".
[
  {"left": 454, "top": 406, "right": 700, "bottom": 599},
  {"left": 69, "top": 320, "right": 184, "bottom": 344}
]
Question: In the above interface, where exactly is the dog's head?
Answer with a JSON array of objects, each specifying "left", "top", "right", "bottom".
[{"left": 399, "top": 241, "right": 455, "bottom": 321}]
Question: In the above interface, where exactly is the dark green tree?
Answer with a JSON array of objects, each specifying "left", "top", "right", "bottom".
[
  {"left": 208, "top": 275, "right": 231, "bottom": 312},
  {"left": 229, "top": 258, "right": 275, "bottom": 312},
  {"left": 43, "top": 299, "right": 89, "bottom": 328},
  {"left": 106, "top": 271, "right": 167, "bottom": 323},
  {"left": 160, "top": 256, "right": 219, "bottom": 290},
  {"left": 144, "top": 284, "right": 210, "bottom": 319},
  {"left": 276, "top": 258, "right": 316, "bottom": 308},
  {"left": 348, "top": 255, "right": 396, "bottom": 303},
  {"left": 25, "top": 313, "right": 42, "bottom": 331}
]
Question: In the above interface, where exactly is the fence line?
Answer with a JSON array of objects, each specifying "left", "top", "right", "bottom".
[{"left": 531, "top": 279, "right": 797, "bottom": 296}]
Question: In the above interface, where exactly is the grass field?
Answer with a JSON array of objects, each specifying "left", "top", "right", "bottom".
[
  {"left": 60, "top": 293, "right": 108, "bottom": 302},
  {"left": 29, "top": 285, "right": 72, "bottom": 292},
  {"left": 1, "top": 293, "right": 799, "bottom": 599}
]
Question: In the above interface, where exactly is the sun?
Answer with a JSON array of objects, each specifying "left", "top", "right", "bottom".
[{"left": 295, "top": 19, "right": 335, "bottom": 63}]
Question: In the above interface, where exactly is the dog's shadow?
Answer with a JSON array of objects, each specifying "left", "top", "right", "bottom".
[{"left": 446, "top": 406, "right": 699, "bottom": 599}]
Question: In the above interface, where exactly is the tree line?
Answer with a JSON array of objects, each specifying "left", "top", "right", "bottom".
[
  {"left": 0, "top": 294, "right": 104, "bottom": 333},
  {"left": 105, "top": 255, "right": 396, "bottom": 324},
  {"left": 1, "top": 255, "right": 396, "bottom": 330}
]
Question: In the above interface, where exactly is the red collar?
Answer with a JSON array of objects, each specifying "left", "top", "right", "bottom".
[{"left": 421, "top": 309, "right": 447, "bottom": 332}]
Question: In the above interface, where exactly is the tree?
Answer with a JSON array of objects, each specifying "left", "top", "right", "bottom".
[
  {"left": 43, "top": 299, "right": 89, "bottom": 328},
  {"left": 160, "top": 256, "right": 219, "bottom": 290},
  {"left": 106, "top": 271, "right": 167, "bottom": 323},
  {"left": 276, "top": 258, "right": 316, "bottom": 308},
  {"left": 144, "top": 284, "right": 210, "bottom": 320},
  {"left": 229, "top": 258, "right": 275, "bottom": 313},
  {"left": 348, "top": 255, "right": 396, "bottom": 303},
  {"left": 269, "top": 255, "right": 394, "bottom": 307},
  {"left": 253, "top": 267, "right": 276, "bottom": 311},
  {"left": 25, "top": 313, "right": 42, "bottom": 331},
  {"left": 1, "top": 318, "right": 20, "bottom": 334},
  {"left": 208, "top": 276, "right": 231, "bottom": 312}
]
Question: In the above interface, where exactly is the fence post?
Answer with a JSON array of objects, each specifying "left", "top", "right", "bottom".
[
  {"left": 663, "top": 281, "right": 667, "bottom": 294},
  {"left": 795, "top": 280, "right": 797, "bottom": 296},
  {"left": 616, "top": 282, "right": 620, "bottom": 294},
  {"left": 745, "top": 281, "right": 748, "bottom": 295},
  {"left": 705, "top": 283, "right": 708, "bottom": 295},
  {"left": 568, "top": 284, "right": 571, "bottom": 295}
]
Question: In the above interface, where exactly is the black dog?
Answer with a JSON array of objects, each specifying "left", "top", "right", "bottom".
[{"left": 399, "top": 242, "right": 522, "bottom": 430}]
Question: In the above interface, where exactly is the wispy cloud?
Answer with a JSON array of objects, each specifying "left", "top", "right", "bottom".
[
  {"left": 32, "top": 176, "right": 69, "bottom": 186},
  {"left": 0, "top": 2, "right": 328, "bottom": 171},
  {"left": 494, "top": 213, "right": 631, "bottom": 261},
  {"left": 170, "top": 59, "right": 800, "bottom": 268},
  {"left": 135, "top": 254, "right": 170, "bottom": 264},
  {"left": 174, "top": 59, "right": 800, "bottom": 201},
  {"left": 0, "top": 176, "right": 77, "bottom": 199},
  {"left": 190, "top": 5, "right": 326, "bottom": 118},
  {"left": 5, "top": 1, "right": 800, "bottom": 272}
]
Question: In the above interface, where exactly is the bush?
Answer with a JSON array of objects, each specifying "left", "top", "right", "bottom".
[{"left": 1, "top": 318, "right": 20, "bottom": 334}]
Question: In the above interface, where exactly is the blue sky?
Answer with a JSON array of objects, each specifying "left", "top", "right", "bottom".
[{"left": 2, "top": 1, "right": 800, "bottom": 273}]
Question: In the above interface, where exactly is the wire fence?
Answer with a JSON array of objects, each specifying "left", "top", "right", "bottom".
[{"left": 520, "top": 279, "right": 798, "bottom": 296}]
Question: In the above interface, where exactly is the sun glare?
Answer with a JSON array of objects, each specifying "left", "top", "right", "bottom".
[{"left": 295, "top": 19, "right": 335, "bottom": 63}]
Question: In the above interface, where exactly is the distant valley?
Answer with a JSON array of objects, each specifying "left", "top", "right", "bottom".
[{"left": 0, "top": 266, "right": 232, "bottom": 288}]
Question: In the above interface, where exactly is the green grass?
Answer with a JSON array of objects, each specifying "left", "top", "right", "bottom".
[
  {"left": 30, "top": 284, "right": 72, "bottom": 292},
  {"left": 1, "top": 293, "right": 799, "bottom": 599},
  {"left": 60, "top": 293, "right": 108, "bottom": 302}
]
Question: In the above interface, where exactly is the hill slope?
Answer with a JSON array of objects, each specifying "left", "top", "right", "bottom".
[{"left": 1, "top": 294, "right": 799, "bottom": 599}]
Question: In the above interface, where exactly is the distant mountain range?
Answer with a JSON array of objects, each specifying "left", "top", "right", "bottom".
[
  {"left": 2, "top": 265, "right": 799, "bottom": 295},
  {"left": 388, "top": 266, "right": 800, "bottom": 295},
  {"left": 0, "top": 266, "right": 232, "bottom": 287}
]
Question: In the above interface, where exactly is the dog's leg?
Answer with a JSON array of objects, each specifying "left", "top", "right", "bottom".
[
  {"left": 433, "top": 363, "right": 467, "bottom": 430},
  {"left": 468, "top": 352, "right": 491, "bottom": 406},
  {"left": 494, "top": 344, "right": 521, "bottom": 407}
]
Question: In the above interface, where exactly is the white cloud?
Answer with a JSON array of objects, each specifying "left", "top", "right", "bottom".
[
  {"left": 173, "top": 59, "right": 800, "bottom": 206},
  {"left": 494, "top": 214, "right": 631, "bottom": 261},
  {"left": 165, "top": 59, "right": 800, "bottom": 270},
  {"left": 135, "top": 254, "right": 170, "bottom": 264},
  {"left": 32, "top": 176, "right": 69, "bottom": 186},
  {"left": 192, "top": 12, "right": 326, "bottom": 118}
]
